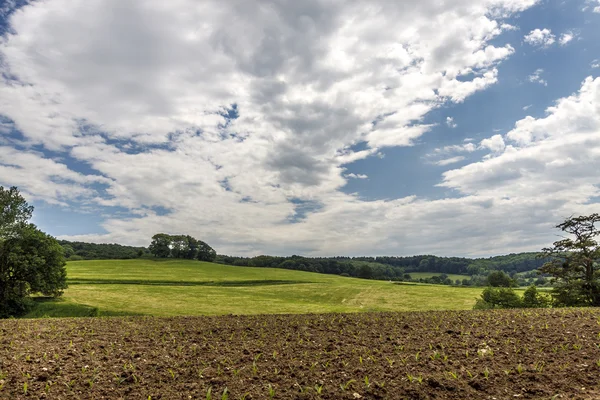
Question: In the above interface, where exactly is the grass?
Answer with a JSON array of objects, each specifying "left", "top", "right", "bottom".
[
  {"left": 24, "top": 297, "right": 99, "bottom": 318},
  {"left": 408, "top": 272, "right": 470, "bottom": 281},
  {"left": 27, "top": 259, "right": 483, "bottom": 317}
]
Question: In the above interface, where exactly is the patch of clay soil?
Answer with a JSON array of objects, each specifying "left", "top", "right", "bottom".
[{"left": 1, "top": 309, "right": 600, "bottom": 399}]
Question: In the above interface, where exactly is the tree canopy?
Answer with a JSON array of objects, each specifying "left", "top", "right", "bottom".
[
  {"left": 539, "top": 214, "right": 600, "bottom": 306},
  {"left": 59, "top": 240, "right": 147, "bottom": 260},
  {"left": 149, "top": 234, "right": 216, "bottom": 262},
  {"left": 0, "top": 186, "right": 67, "bottom": 317}
]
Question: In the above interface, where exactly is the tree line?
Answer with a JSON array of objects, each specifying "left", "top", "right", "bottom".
[
  {"left": 214, "top": 253, "right": 547, "bottom": 281},
  {"left": 59, "top": 240, "right": 148, "bottom": 260},
  {"left": 149, "top": 233, "right": 216, "bottom": 261}
]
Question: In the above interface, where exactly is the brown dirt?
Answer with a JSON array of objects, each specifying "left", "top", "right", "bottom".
[{"left": 1, "top": 309, "right": 600, "bottom": 399}]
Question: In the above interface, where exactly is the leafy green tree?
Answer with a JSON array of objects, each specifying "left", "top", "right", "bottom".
[
  {"left": 149, "top": 233, "right": 172, "bottom": 258},
  {"left": 521, "top": 285, "right": 551, "bottom": 308},
  {"left": 473, "top": 287, "right": 523, "bottom": 309},
  {"left": 62, "top": 244, "right": 75, "bottom": 259},
  {"left": 184, "top": 235, "right": 199, "bottom": 259},
  {"left": 196, "top": 240, "right": 216, "bottom": 262},
  {"left": 0, "top": 187, "right": 66, "bottom": 317},
  {"left": 539, "top": 214, "right": 600, "bottom": 306},
  {"left": 0, "top": 186, "right": 33, "bottom": 238},
  {"left": 357, "top": 264, "right": 374, "bottom": 279},
  {"left": 170, "top": 235, "right": 189, "bottom": 259},
  {"left": 486, "top": 270, "right": 516, "bottom": 287}
]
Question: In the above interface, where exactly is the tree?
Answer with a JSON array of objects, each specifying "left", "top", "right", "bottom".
[
  {"left": 149, "top": 233, "right": 172, "bottom": 258},
  {"left": 0, "top": 186, "right": 33, "bottom": 239},
  {"left": 0, "top": 187, "right": 67, "bottom": 317},
  {"left": 539, "top": 214, "right": 600, "bottom": 307},
  {"left": 357, "top": 264, "right": 374, "bottom": 279},
  {"left": 521, "top": 285, "right": 551, "bottom": 308},
  {"left": 486, "top": 270, "right": 516, "bottom": 287},
  {"left": 184, "top": 235, "right": 199, "bottom": 259},
  {"left": 196, "top": 240, "right": 216, "bottom": 262},
  {"left": 170, "top": 235, "right": 189, "bottom": 259},
  {"left": 473, "top": 287, "right": 523, "bottom": 309}
]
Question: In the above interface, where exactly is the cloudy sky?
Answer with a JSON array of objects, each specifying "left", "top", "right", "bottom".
[{"left": 0, "top": 0, "right": 599, "bottom": 257}]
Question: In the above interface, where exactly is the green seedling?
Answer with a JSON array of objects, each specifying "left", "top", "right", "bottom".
[
  {"left": 267, "top": 384, "right": 275, "bottom": 399},
  {"left": 314, "top": 384, "right": 323, "bottom": 394}
]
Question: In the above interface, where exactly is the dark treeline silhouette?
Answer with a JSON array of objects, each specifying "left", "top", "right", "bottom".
[
  {"left": 215, "top": 253, "right": 547, "bottom": 283},
  {"left": 59, "top": 240, "right": 147, "bottom": 260}
]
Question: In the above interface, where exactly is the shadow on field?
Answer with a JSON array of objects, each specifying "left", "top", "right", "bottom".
[
  {"left": 23, "top": 297, "right": 146, "bottom": 318},
  {"left": 67, "top": 279, "right": 313, "bottom": 287}
]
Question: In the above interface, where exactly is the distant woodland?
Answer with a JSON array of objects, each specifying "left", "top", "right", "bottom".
[
  {"left": 59, "top": 239, "right": 547, "bottom": 286},
  {"left": 214, "top": 253, "right": 548, "bottom": 286},
  {"left": 58, "top": 240, "right": 148, "bottom": 260}
]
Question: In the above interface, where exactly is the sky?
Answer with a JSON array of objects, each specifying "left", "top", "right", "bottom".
[{"left": 0, "top": 0, "right": 599, "bottom": 257}]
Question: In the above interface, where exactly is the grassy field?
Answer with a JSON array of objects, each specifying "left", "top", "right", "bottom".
[
  {"left": 25, "top": 259, "right": 483, "bottom": 317},
  {"left": 407, "top": 271, "right": 470, "bottom": 281}
]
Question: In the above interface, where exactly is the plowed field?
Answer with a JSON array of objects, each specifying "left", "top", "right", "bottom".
[{"left": 1, "top": 309, "right": 599, "bottom": 399}]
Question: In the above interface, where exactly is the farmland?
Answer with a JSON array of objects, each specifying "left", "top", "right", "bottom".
[
  {"left": 2, "top": 309, "right": 600, "bottom": 399},
  {"left": 405, "top": 272, "right": 470, "bottom": 281},
  {"left": 27, "top": 259, "right": 482, "bottom": 317}
]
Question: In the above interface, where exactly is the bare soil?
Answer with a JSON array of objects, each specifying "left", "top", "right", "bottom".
[{"left": 1, "top": 309, "right": 600, "bottom": 399}]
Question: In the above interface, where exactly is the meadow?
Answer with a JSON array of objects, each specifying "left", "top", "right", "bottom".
[
  {"left": 26, "top": 259, "right": 483, "bottom": 318},
  {"left": 406, "top": 272, "right": 470, "bottom": 281}
]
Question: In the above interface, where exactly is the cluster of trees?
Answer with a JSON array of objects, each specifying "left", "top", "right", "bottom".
[
  {"left": 474, "top": 214, "right": 600, "bottom": 309},
  {"left": 351, "top": 253, "right": 546, "bottom": 276},
  {"left": 59, "top": 240, "right": 148, "bottom": 260},
  {"left": 0, "top": 187, "right": 67, "bottom": 317},
  {"left": 473, "top": 286, "right": 551, "bottom": 309},
  {"left": 216, "top": 255, "right": 392, "bottom": 279},
  {"left": 214, "top": 253, "right": 547, "bottom": 283},
  {"left": 149, "top": 234, "right": 216, "bottom": 261}
]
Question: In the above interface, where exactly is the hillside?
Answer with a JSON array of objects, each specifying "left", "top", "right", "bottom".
[{"left": 28, "top": 259, "right": 483, "bottom": 317}]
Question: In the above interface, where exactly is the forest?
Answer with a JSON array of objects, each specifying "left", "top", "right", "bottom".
[{"left": 58, "top": 240, "right": 148, "bottom": 260}]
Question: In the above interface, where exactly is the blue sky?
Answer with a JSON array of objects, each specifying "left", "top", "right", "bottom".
[{"left": 0, "top": 0, "right": 599, "bottom": 257}]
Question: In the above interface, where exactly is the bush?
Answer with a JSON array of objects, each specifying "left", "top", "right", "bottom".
[
  {"left": 473, "top": 287, "right": 523, "bottom": 309},
  {"left": 474, "top": 286, "right": 552, "bottom": 310},
  {"left": 522, "top": 285, "right": 551, "bottom": 308}
]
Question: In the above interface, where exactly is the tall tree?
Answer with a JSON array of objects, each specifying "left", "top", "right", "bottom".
[
  {"left": 185, "top": 235, "right": 199, "bottom": 259},
  {"left": 0, "top": 186, "right": 33, "bottom": 239},
  {"left": 149, "top": 233, "right": 172, "bottom": 258},
  {"left": 196, "top": 240, "right": 216, "bottom": 262},
  {"left": 486, "top": 270, "right": 516, "bottom": 287},
  {"left": 539, "top": 214, "right": 600, "bottom": 306},
  {"left": 0, "top": 187, "right": 67, "bottom": 317}
]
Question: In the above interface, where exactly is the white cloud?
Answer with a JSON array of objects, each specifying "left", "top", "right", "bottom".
[
  {"left": 441, "top": 77, "right": 600, "bottom": 203},
  {"left": 435, "top": 143, "right": 478, "bottom": 154},
  {"left": 345, "top": 173, "right": 368, "bottom": 179},
  {"left": 8, "top": 0, "right": 594, "bottom": 258},
  {"left": 528, "top": 69, "right": 548, "bottom": 86},
  {"left": 436, "top": 156, "right": 466, "bottom": 166},
  {"left": 592, "top": 60, "right": 600, "bottom": 69},
  {"left": 479, "top": 134, "right": 506, "bottom": 153},
  {"left": 559, "top": 31, "right": 575, "bottom": 46},
  {"left": 524, "top": 28, "right": 555, "bottom": 48},
  {"left": 427, "top": 142, "right": 477, "bottom": 166},
  {"left": 584, "top": 0, "right": 600, "bottom": 12},
  {"left": 522, "top": 104, "right": 532, "bottom": 111},
  {"left": 446, "top": 117, "right": 458, "bottom": 128}
]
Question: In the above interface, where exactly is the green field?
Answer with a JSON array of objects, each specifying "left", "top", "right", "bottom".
[
  {"left": 26, "top": 259, "right": 483, "bottom": 317},
  {"left": 408, "top": 272, "right": 470, "bottom": 281}
]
